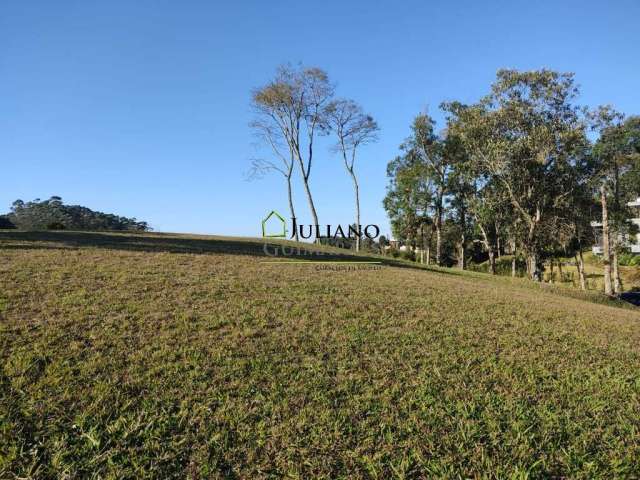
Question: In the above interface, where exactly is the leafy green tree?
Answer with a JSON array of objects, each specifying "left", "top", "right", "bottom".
[
  {"left": 5, "top": 197, "right": 149, "bottom": 231},
  {"left": 443, "top": 103, "right": 512, "bottom": 274},
  {"left": 592, "top": 110, "right": 640, "bottom": 294},
  {"left": 443, "top": 131, "right": 478, "bottom": 269},
  {"left": 409, "top": 114, "right": 450, "bottom": 265},
  {"left": 444, "top": 70, "right": 588, "bottom": 280},
  {"left": 383, "top": 151, "right": 434, "bottom": 263}
]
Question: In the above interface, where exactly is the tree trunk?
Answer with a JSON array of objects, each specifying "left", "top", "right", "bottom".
[
  {"left": 612, "top": 162, "right": 622, "bottom": 295},
  {"left": 435, "top": 190, "right": 443, "bottom": 266},
  {"left": 530, "top": 253, "right": 541, "bottom": 282},
  {"left": 426, "top": 245, "right": 431, "bottom": 266},
  {"left": 524, "top": 207, "right": 542, "bottom": 282},
  {"left": 600, "top": 185, "right": 613, "bottom": 296},
  {"left": 458, "top": 205, "right": 466, "bottom": 270},
  {"left": 287, "top": 175, "right": 299, "bottom": 242},
  {"left": 348, "top": 169, "right": 361, "bottom": 252},
  {"left": 302, "top": 177, "right": 319, "bottom": 232},
  {"left": 421, "top": 229, "right": 428, "bottom": 265},
  {"left": 549, "top": 260, "right": 555, "bottom": 283},
  {"left": 435, "top": 219, "right": 442, "bottom": 266},
  {"left": 510, "top": 239, "right": 517, "bottom": 278},
  {"left": 295, "top": 154, "right": 319, "bottom": 234},
  {"left": 613, "top": 244, "right": 622, "bottom": 295},
  {"left": 488, "top": 250, "right": 496, "bottom": 275},
  {"left": 558, "top": 261, "right": 563, "bottom": 282},
  {"left": 576, "top": 250, "right": 586, "bottom": 291},
  {"left": 478, "top": 222, "right": 495, "bottom": 274}
]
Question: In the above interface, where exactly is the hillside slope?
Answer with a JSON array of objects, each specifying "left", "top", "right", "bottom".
[{"left": 1, "top": 231, "right": 640, "bottom": 478}]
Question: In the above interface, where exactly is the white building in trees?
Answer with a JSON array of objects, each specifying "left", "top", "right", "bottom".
[{"left": 592, "top": 197, "right": 640, "bottom": 254}]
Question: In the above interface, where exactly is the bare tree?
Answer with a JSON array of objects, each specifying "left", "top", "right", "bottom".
[
  {"left": 325, "top": 99, "right": 379, "bottom": 251},
  {"left": 252, "top": 65, "right": 333, "bottom": 229},
  {"left": 247, "top": 115, "right": 298, "bottom": 241}
]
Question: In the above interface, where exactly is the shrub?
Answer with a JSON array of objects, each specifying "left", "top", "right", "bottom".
[
  {"left": 0, "top": 215, "right": 16, "bottom": 229},
  {"left": 619, "top": 253, "right": 640, "bottom": 266},
  {"left": 400, "top": 250, "right": 416, "bottom": 261},
  {"left": 388, "top": 248, "right": 401, "bottom": 258},
  {"left": 46, "top": 222, "right": 66, "bottom": 230},
  {"left": 469, "top": 255, "right": 527, "bottom": 276}
]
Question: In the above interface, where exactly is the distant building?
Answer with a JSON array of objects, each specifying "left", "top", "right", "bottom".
[
  {"left": 386, "top": 240, "right": 413, "bottom": 252},
  {"left": 386, "top": 240, "right": 403, "bottom": 251},
  {"left": 592, "top": 197, "right": 640, "bottom": 254}
]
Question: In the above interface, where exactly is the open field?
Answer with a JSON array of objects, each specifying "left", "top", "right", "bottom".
[{"left": 1, "top": 231, "right": 640, "bottom": 478}]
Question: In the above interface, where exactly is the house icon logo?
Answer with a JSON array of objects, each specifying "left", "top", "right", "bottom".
[{"left": 261, "top": 210, "right": 287, "bottom": 238}]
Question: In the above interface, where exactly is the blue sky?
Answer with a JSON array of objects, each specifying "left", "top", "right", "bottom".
[{"left": 2, "top": 0, "right": 639, "bottom": 237}]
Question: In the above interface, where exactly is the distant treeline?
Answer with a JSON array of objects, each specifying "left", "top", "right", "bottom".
[{"left": 0, "top": 196, "right": 149, "bottom": 231}]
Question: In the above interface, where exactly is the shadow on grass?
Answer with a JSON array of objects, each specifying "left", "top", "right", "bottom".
[
  {"left": 621, "top": 292, "right": 640, "bottom": 306},
  {"left": 0, "top": 230, "right": 462, "bottom": 277},
  {"left": 1, "top": 231, "right": 636, "bottom": 309}
]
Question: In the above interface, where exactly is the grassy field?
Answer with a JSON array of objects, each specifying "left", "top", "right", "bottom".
[
  {"left": 1, "top": 231, "right": 640, "bottom": 479},
  {"left": 547, "top": 252, "right": 640, "bottom": 292},
  {"left": 471, "top": 253, "right": 640, "bottom": 293}
]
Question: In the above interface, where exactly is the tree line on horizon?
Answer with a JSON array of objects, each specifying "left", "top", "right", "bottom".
[
  {"left": 384, "top": 69, "right": 640, "bottom": 295},
  {"left": 0, "top": 196, "right": 150, "bottom": 232},
  {"left": 249, "top": 65, "right": 639, "bottom": 295}
]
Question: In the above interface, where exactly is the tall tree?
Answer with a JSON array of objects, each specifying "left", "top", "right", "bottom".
[
  {"left": 384, "top": 152, "right": 433, "bottom": 260},
  {"left": 553, "top": 143, "right": 596, "bottom": 290},
  {"left": 404, "top": 114, "right": 450, "bottom": 265},
  {"left": 592, "top": 110, "right": 640, "bottom": 294},
  {"left": 249, "top": 113, "right": 299, "bottom": 241},
  {"left": 252, "top": 65, "right": 334, "bottom": 229},
  {"left": 445, "top": 70, "right": 587, "bottom": 281},
  {"left": 248, "top": 114, "right": 299, "bottom": 241},
  {"left": 444, "top": 131, "right": 474, "bottom": 269},
  {"left": 325, "top": 99, "right": 379, "bottom": 251},
  {"left": 443, "top": 102, "right": 511, "bottom": 275}
]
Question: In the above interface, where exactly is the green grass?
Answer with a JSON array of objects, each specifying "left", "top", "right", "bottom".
[
  {"left": 1, "top": 231, "right": 640, "bottom": 479},
  {"left": 471, "top": 252, "right": 640, "bottom": 293}
]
